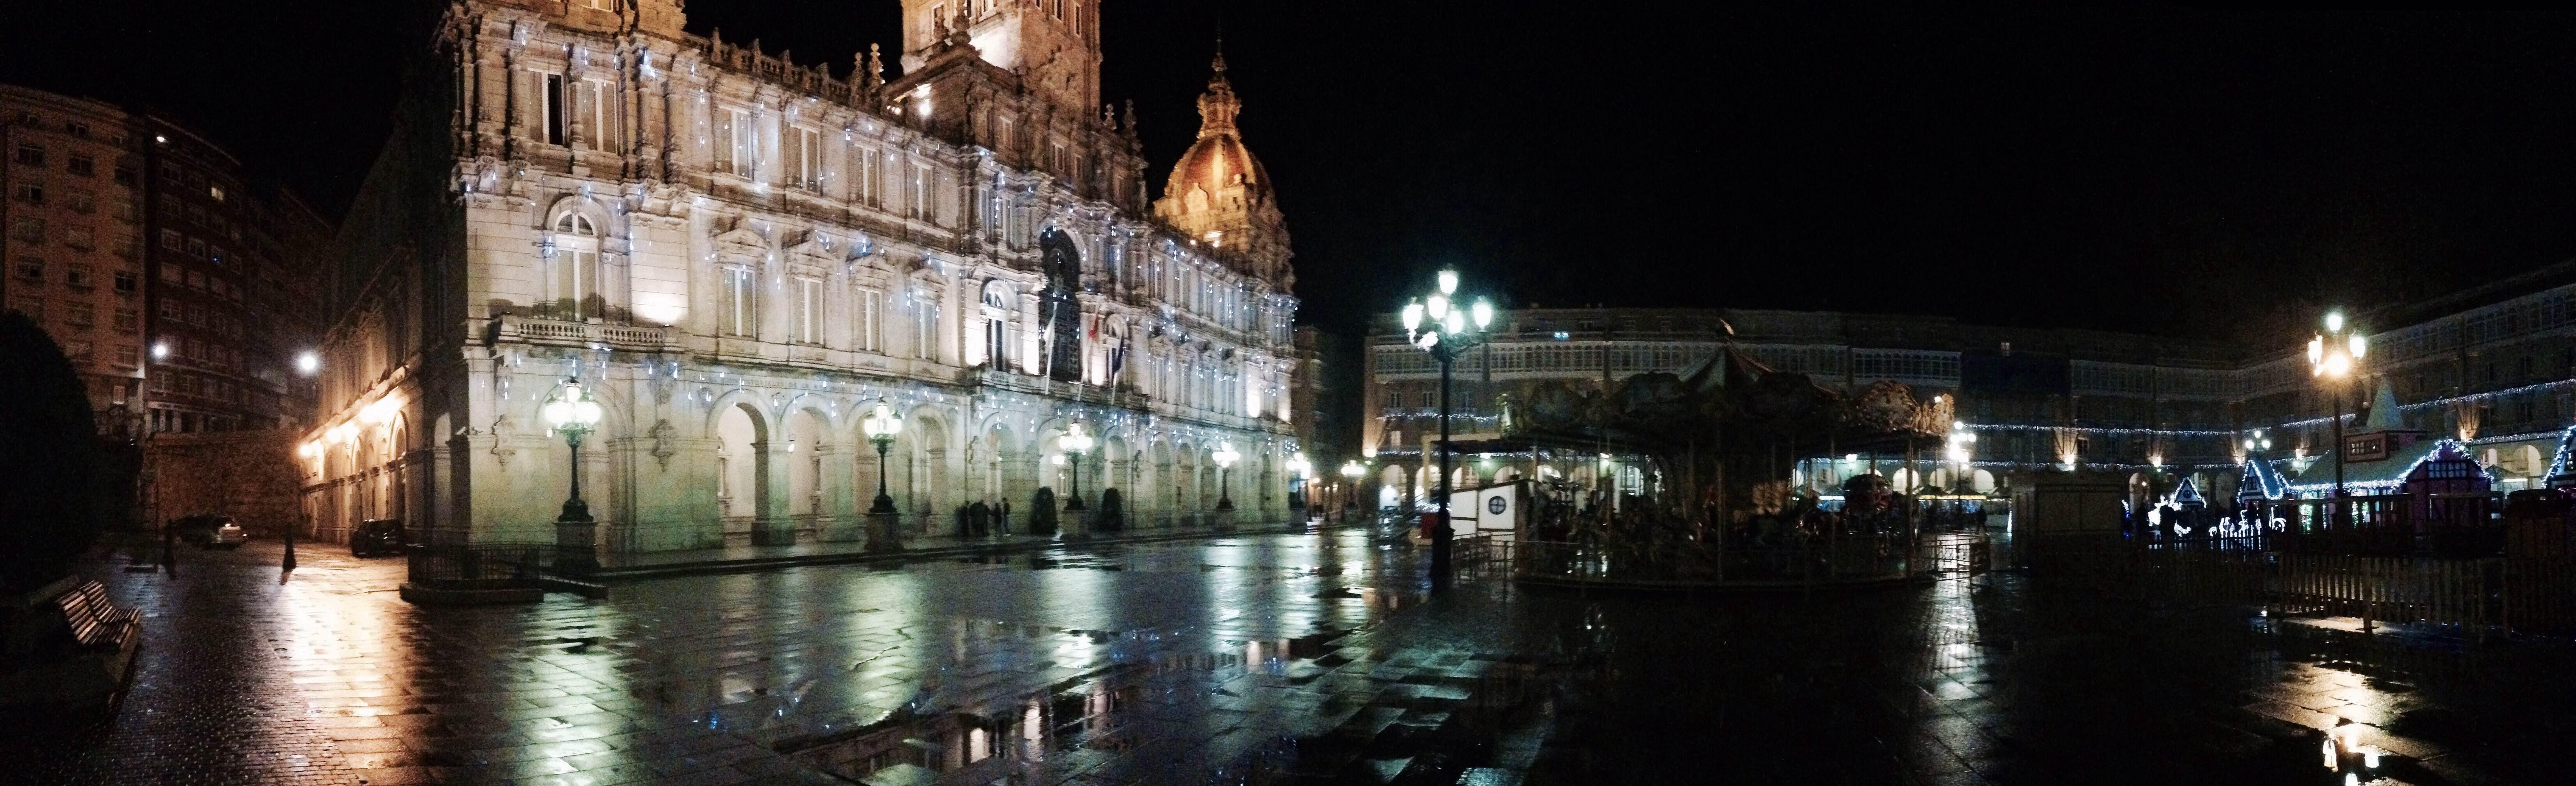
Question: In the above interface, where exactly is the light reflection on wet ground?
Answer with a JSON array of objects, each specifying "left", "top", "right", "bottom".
[{"left": 12, "top": 527, "right": 2575, "bottom": 784}]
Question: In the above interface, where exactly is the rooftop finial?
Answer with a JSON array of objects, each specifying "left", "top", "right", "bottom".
[{"left": 1196, "top": 39, "right": 1240, "bottom": 138}]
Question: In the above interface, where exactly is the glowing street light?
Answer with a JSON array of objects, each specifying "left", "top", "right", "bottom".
[
  {"left": 1401, "top": 268, "right": 1493, "bottom": 590},
  {"left": 1060, "top": 422, "right": 1095, "bottom": 512},
  {"left": 295, "top": 351, "right": 320, "bottom": 376},
  {"left": 860, "top": 399, "right": 906, "bottom": 552},
  {"left": 862, "top": 399, "right": 904, "bottom": 514},
  {"left": 540, "top": 378, "right": 605, "bottom": 573},
  {"left": 1211, "top": 441, "right": 1241, "bottom": 511},
  {"left": 2309, "top": 311, "right": 2365, "bottom": 512}
]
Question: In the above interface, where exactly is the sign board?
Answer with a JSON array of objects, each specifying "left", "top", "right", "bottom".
[{"left": 1446, "top": 480, "right": 1528, "bottom": 542}]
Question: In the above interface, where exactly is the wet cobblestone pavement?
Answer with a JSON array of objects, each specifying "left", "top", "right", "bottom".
[{"left": 6, "top": 527, "right": 2572, "bottom": 784}]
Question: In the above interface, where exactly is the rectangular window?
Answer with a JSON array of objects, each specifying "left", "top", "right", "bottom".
[
  {"left": 13, "top": 143, "right": 43, "bottom": 167},
  {"left": 157, "top": 298, "right": 181, "bottom": 320},
  {"left": 113, "top": 306, "right": 137, "bottom": 331},
  {"left": 914, "top": 301, "right": 939, "bottom": 360},
  {"left": 66, "top": 152, "right": 94, "bottom": 177},
  {"left": 908, "top": 164, "right": 929, "bottom": 218},
  {"left": 543, "top": 73, "right": 567, "bottom": 146},
  {"left": 159, "top": 228, "right": 182, "bottom": 250},
  {"left": 582, "top": 80, "right": 613, "bottom": 151},
  {"left": 13, "top": 178, "right": 42, "bottom": 205},
  {"left": 65, "top": 263, "right": 92, "bottom": 288},
  {"left": 159, "top": 264, "right": 181, "bottom": 283},
  {"left": 65, "top": 302, "right": 94, "bottom": 327},
  {"left": 116, "top": 343, "right": 138, "bottom": 368},
  {"left": 64, "top": 224, "right": 93, "bottom": 250},
  {"left": 856, "top": 287, "right": 882, "bottom": 351},
  {"left": 720, "top": 266, "right": 754, "bottom": 337},
  {"left": 208, "top": 183, "right": 225, "bottom": 202},
  {"left": 714, "top": 110, "right": 754, "bottom": 177},
  {"left": 67, "top": 188, "right": 94, "bottom": 213},
  {"left": 185, "top": 238, "right": 207, "bottom": 258},
  {"left": 798, "top": 278, "right": 820, "bottom": 343},
  {"left": 859, "top": 147, "right": 883, "bottom": 206},
  {"left": 9, "top": 296, "right": 40, "bottom": 320},
  {"left": 786, "top": 127, "right": 821, "bottom": 189},
  {"left": 113, "top": 166, "right": 136, "bottom": 186}
]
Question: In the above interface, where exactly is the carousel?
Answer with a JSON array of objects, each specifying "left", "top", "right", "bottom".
[{"left": 1478, "top": 337, "right": 1986, "bottom": 589}]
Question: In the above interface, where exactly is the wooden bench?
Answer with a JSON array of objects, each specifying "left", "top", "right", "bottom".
[{"left": 53, "top": 580, "right": 140, "bottom": 651}]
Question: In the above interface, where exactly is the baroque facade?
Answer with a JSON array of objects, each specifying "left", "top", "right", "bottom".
[{"left": 305, "top": 0, "right": 1301, "bottom": 550}]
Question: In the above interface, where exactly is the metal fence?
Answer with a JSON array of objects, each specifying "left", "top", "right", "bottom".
[{"left": 406, "top": 542, "right": 562, "bottom": 590}]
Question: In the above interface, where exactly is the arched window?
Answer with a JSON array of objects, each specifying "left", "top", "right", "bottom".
[{"left": 550, "top": 212, "right": 601, "bottom": 320}]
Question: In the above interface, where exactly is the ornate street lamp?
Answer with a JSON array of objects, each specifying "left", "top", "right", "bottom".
[
  {"left": 1060, "top": 422, "right": 1095, "bottom": 511},
  {"left": 283, "top": 352, "right": 322, "bottom": 573},
  {"left": 1400, "top": 269, "right": 1494, "bottom": 588},
  {"left": 1212, "top": 441, "right": 1241, "bottom": 511},
  {"left": 541, "top": 378, "right": 605, "bottom": 573},
  {"left": 862, "top": 400, "right": 903, "bottom": 515},
  {"left": 2308, "top": 311, "right": 2366, "bottom": 526}
]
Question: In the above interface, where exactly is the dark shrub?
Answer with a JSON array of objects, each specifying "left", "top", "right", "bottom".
[{"left": 0, "top": 312, "right": 104, "bottom": 593}]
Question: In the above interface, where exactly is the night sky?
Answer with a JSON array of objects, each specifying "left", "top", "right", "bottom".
[{"left": 12, "top": 4, "right": 2576, "bottom": 344}]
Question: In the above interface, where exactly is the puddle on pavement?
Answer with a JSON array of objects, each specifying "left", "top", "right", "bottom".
[{"left": 773, "top": 624, "right": 1553, "bottom": 785}]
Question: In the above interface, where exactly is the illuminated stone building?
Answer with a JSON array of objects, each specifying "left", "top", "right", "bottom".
[
  {"left": 305, "top": 0, "right": 1302, "bottom": 550},
  {"left": 1363, "top": 284, "right": 2576, "bottom": 508}
]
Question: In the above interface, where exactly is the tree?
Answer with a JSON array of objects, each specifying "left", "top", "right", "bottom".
[{"left": 0, "top": 312, "right": 106, "bottom": 594}]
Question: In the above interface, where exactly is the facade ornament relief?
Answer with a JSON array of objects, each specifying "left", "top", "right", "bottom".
[{"left": 649, "top": 419, "right": 679, "bottom": 470}]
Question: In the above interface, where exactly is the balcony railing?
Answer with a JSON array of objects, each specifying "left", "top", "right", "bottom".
[{"left": 495, "top": 315, "right": 672, "bottom": 351}]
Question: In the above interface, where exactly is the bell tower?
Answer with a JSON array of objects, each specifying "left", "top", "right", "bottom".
[{"left": 897, "top": 0, "right": 1102, "bottom": 118}]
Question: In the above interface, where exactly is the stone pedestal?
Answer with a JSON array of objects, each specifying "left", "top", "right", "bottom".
[
  {"left": 554, "top": 518, "right": 598, "bottom": 575},
  {"left": 1211, "top": 507, "right": 1238, "bottom": 531},
  {"left": 866, "top": 510, "right": 905, "bottom": 553}
]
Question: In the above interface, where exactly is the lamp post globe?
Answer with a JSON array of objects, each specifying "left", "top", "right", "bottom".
[
  {"left": 1212, "top": 441, "right": 1240, "bottom": 511},
  {"left": 1060, "top": 422, "right": 1094, "bottom": 511},
  {"left": 2307, "top": 312, "right": 2365, "bottom": 535},
  {"left": 862, "top": 399, "right": 903, "bottom": 514},
  {"left": 542, "top": 378, "right": 605, "bottom": 573},
  {"left": 1402, "top": 269, "right": 1493, "bottom": 591}
]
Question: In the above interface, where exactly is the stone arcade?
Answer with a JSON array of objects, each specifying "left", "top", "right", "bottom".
[{"left": 302, "top": 0, "right": 1301, "bottom": 552}]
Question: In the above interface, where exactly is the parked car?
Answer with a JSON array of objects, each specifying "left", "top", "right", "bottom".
[
  {"left": 170, "top": 515, "right": 246, "bottom": 549},
  {"left": 351, "top": 518, "right": 407, "bottom": 558}
]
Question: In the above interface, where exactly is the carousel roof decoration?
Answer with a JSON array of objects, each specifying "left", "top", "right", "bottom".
[{"left": 2236, "top": 457, "right": 2288, "bottom": 501}]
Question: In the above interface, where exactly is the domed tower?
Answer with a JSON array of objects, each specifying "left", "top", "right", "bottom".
[{"left": 1155, "top": 50, "right": 1293, "bottom": 287}]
